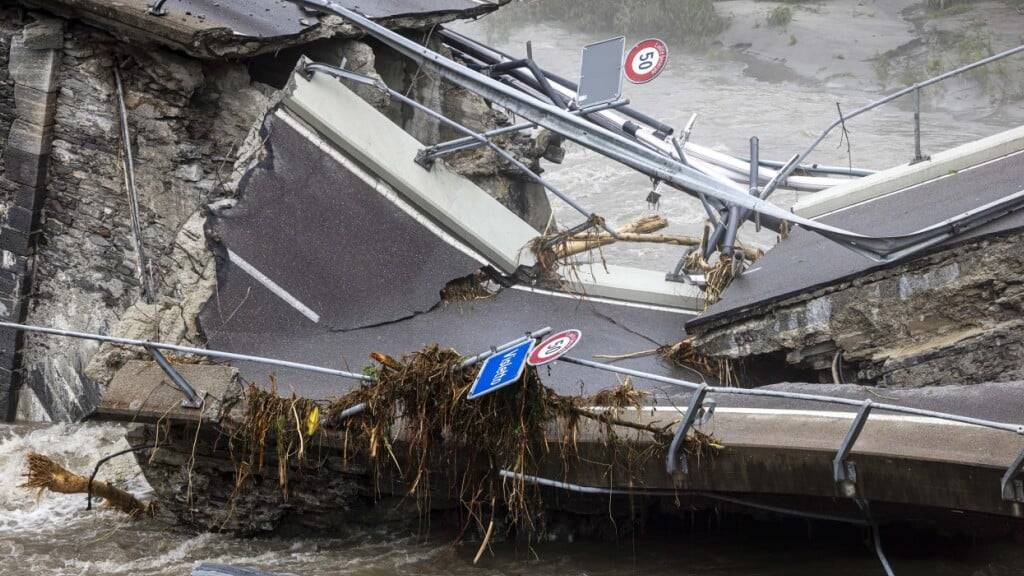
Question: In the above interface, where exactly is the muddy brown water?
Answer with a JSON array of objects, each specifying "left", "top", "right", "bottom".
[{"left": 4, "top": 6, "right": 1024, "bottom": 575}]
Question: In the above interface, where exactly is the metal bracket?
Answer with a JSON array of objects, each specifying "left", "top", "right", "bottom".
[
  {"left": 834, "top": 400, "right": 873, "bottom": 497},
  {"left": 666, "top": 385, "right": 708, "bottom": 476},
  {"left": 696, "top": 398, "right": 716, "bottom": 426},
  {"left": 146, "top": 346, "right": 204, "bottom": 409},
  {"left": 1000, "top": 429, "right": 1024, "bottom": 502},
  {"left": 147, "top": 0, "right": 169, "bottom": 16},
  {"left": 665, "top": 247, "right": 707, "bottom": 285},
  {"left": 416, "top": 97, "right": 629, "bottom": 167}
]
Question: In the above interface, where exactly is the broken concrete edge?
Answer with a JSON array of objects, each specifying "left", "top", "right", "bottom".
[
  {"left": 687, "top": 228, "right": 1024, "bottom": 388},
  {"left": 88, "top": 360, "right": 239, "bottom": 424},
  {"left": 796, "top": 125, "right": 1024, "bottom": 219},
  {"left": 283, "top": 66, "right": 704, "bottom": 312},
  {"left": 20, "top": 0, "right": 503, "bottom": 60},
  {"left": 687, "top": 221, "right": 1024, "bottom": 332},
  {"left": 282, "top": 65, "right": 541, "bottom": 274}
]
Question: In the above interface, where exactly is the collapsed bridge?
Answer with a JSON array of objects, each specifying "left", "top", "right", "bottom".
[{"left": 2, "top": 1, "right": 1024, "bottom": 573}]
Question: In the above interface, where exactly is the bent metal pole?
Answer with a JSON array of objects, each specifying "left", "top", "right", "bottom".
[{"left": 290, "top": 0, "right": 1024, "bottom": 262}]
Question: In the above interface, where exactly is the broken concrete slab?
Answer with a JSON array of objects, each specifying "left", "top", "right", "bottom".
[
  {"left": 26, "top": 0, "right": 502, "bottom": 59},
  {"left": 202, "top": 284, "right": 692, "bottom": 401},
  {"left": 688, "top": 149, "right": 1024, "bottom": 387},
  {"left": 691, "top": 149, "right": 1024, "bottom": 330},
  {"left": 203, "top": 110, "right": 484, "bottom": 333},
  {"left": 91, "top": 360, "right": 238, "bottom": 424},
  {"left": 284, "top": 70, "right": 540, "bottom": 274}
]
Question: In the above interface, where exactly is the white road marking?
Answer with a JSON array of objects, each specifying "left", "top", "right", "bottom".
[
  {"left": 511, "top": 285, "right": 700, "bottom": 315},
  {"left": 641, "top": 406, "right": 983, "bottom": 427},
  {"left": 227, "top": 248, "right": 321, "bottom": 323}
]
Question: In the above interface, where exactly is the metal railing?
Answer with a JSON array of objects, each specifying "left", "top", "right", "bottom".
[
  {"left": 557, "top": 355, "right": 1024, "bottom": 505},
  {"left": 762, "top": 43, "right": 1024, "bottom": 200},
  {"left": 2, "top": 317, "right": 1018, "bottom": 575},
  {"left": 5, "top": 318, "right": 1023, "bottom": 506}
]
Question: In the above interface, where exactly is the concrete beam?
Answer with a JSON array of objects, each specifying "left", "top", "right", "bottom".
[
  {"left": 795, "top": 125, "right": 1024, "bottom": 219},
  {"left": 8, "top": 36, "right": 59, "bottom": 94},
  {"left": 284, "top": 71, "right": 540, "bottom": 274},
  {"left": 0, "top": 19, "right": 62, "bottom": 422},
  {"left": 557, "top": 264, "right": 703, "bottom": 311}
]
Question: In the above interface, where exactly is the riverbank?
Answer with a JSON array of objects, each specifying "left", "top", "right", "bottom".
[{"left": 717, "top": 0, "right": 1024, "bottom": 116}]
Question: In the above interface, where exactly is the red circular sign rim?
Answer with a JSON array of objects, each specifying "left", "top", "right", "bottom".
[
  {"left": 625, "top": 38, "right": 668, "bottom": 84},
  {"left": 528, "top": 329, "right": 582, "bottom": 366}
]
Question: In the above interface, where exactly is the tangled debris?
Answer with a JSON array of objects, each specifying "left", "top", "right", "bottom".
[
  {"left": 233, "top": 379, "right": 321, "bottom": 499},
  {"left": 659, "top": 339, "right": 741, "bottom": 387},
  {"left": 440, "top": 271, "right": 499, "bottom": 303},
  {"left": 21, "top": 453, "right": 155, "bottom": 517},
  {"left": 227, "top": 345, "right": 721, "bottom": 542},
  {"left": 682, "top": 223, "right": 764, "bottom": 308}
]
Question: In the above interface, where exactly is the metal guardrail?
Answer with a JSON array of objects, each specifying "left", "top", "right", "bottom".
[
  {"left": 762, "top": 43, "right": 1024, "bottom": 200},
  {"left": 557, "top": 355, "right": 1024, "bottom": 505},
  {"left": 0, "top": 319, "right": 548, "bottom": 407},
  {"left": 1, "top": 318, "right": 1014, "bottom": 574},
  {"left": 5, "top": 318, "right": 1023, "bottom": 506}
]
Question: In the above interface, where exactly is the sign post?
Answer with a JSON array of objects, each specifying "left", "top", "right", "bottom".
[
  {"left": 625, "top": 39, "right": 669, "bottom": 84},
  {"left": 467, "top": 339, "right": 534, "bottom": 400}
]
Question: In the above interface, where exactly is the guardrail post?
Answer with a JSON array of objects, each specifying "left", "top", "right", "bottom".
[
  {"left": 912, "top": 85, "right": 930, "bottom": 164},
  {"left": 666, "top": 385, "right": 709, "bottom": 476},
  {"left": 145, "top": 346, "right": 203, "bottom": 409},
  {"left": 834, "top": 400, "right": 873, "bottom": 497},
  {"left": 147, "top": 0, "right": 169, "bottom": 15},
  {"left": 1000, "top": 432, "right": 1024, "bottom": 505}
]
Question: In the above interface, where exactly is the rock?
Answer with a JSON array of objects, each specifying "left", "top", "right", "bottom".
[
  {"left": 21, "top": 16, "right": 64, "bottom": 50},
  {"left": 84, "top": 211, "right": 216, "bottom": 385},
  {"left": 690, "top": 232, "right": 1024, "bottom": 388},
  {"left": 174, "top": 163, "right": 203, "bottom": 183}
]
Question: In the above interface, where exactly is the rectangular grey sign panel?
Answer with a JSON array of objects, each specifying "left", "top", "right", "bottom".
[{"left": 577, "top": 36, "right": 625, "bottom": 107}]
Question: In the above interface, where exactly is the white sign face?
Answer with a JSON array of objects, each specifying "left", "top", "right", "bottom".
[
  {"left": 527, "top": 329, "right": 582, "bottom": 366},
  {"left": 625, "top": 39, "right": 669, "bottom": 84}
]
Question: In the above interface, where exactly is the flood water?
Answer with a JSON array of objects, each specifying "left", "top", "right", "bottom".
[
  {"left": 3, "top": 3, "right": 1023, "bottom": 575},
  {"left": 3, "top": 423, "right": 1022, "bottom": 576}
]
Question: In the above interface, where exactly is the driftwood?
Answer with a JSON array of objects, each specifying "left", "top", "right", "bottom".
[
  {"left": 556, "top": 216, "right": 762, "bottom": 261},
  {"left": 21, "top": 453, "right": 154, "bottom": 517}
]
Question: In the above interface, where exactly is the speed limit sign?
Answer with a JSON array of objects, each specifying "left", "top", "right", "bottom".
[
  {"left": 625, "top": 39, "right": 668, "bottom": 84},
  {"left": 527, "top": 329, "right": 582, "bottom": 366}
]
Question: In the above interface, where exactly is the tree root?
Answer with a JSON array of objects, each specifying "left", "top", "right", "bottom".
[{"left": 21, "top": 453, "right": 155, "bottom": 517}]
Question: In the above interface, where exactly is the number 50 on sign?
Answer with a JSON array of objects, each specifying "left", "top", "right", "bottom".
[{"left": 625, "top": 39, "right": 668, "bottom": 84}]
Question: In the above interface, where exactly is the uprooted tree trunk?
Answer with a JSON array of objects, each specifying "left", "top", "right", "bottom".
[{"left": 21, "top": 453, "right": 155, "bottom": 517}]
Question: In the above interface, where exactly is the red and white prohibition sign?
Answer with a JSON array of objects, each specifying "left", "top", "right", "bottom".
[
  {"left": 527, "top": 329, "right": 582, "bottom": 366},
  {"left": 624, "top": 39, "right": 668, "bottom": 84}
]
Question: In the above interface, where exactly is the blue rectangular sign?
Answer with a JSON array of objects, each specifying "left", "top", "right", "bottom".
[{"left": 467, "top": 340, "right": 534, "bottom": 400}]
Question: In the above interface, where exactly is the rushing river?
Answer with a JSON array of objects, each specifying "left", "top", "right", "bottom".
[{"left": 3, "top": 3, "right": 1023, "bottom": 574}]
